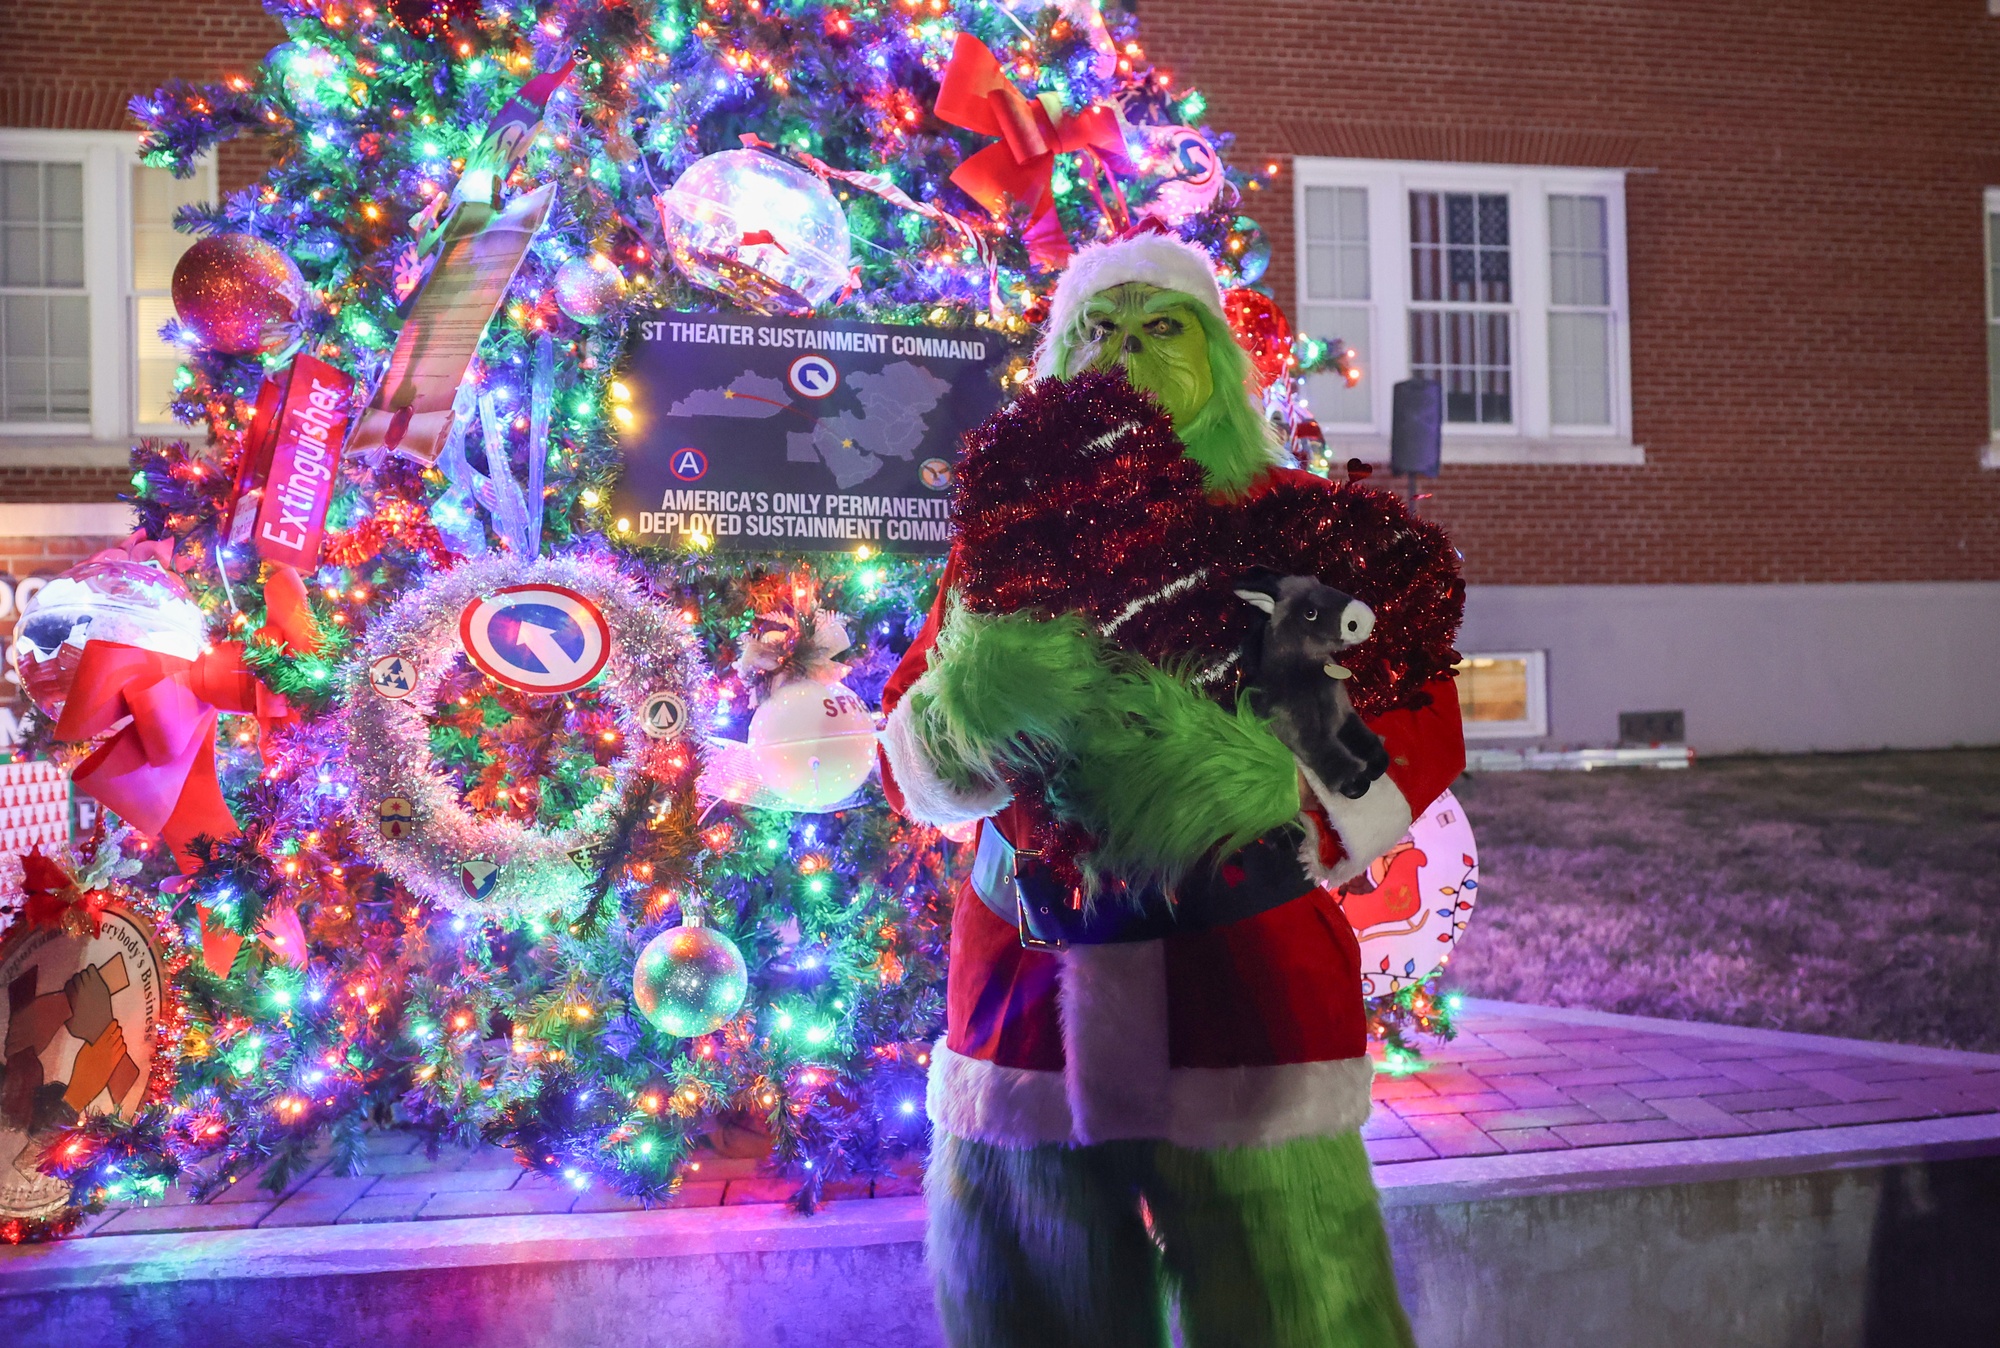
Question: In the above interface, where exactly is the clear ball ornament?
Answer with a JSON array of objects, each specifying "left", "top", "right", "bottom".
[
  {"left": 13, "top": 560, "right": 207, "bottom": 720},
  {"left": 552, "top": 255, "right": 622, "bottom": 325},
  {"left": 746, "top": 680, "right": 877, "bottom": 812},
  {"left": 658, "top": 150, "right": 854, "bottom": 315},
  {"left": 632, "top": 913, "right": 749, "bottom": 1038}
]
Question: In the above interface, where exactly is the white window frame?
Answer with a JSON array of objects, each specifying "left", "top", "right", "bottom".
[
  {"left": 1983, "top": 187, "right": 2000, "bottom": 470},
  {"left": 0, "top": 129, "right": 214, "bottom": 446},
  {"left": 1294, "top": 158, "right": 1640, "bottom": 466},
  {"left": 1456, "top": 650, "right": 1549, "bottom": 740}
]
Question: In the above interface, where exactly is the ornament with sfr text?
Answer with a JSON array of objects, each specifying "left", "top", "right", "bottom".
[
  {"left": 747, "top": 680, "right": 877, "bottom": 812},
  {"left": 657, "top": 149, "right": 854, "bottom": 315},
  {"left": 633, "top": 905, "right": 749, "bottom": 1038},
  {"left": 170, "top": 233, "right": 309, "bottom": 356}
]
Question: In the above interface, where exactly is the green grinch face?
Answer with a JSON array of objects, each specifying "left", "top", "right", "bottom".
[{"left": 1079, "top": 282, "right": 1214, "bottom": 427}]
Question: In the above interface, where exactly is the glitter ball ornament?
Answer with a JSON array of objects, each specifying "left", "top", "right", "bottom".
[
  {"left": 171, "top": 234, "right": 308, "bottom": 356},
  {"left": 13, "top": 559, "right": 206, "bottom": 720},
  {"left": 632, "top": 913, "right": 749, "bottom": 1038},
  {"left": 658, "top": 150, "right": 853, "bottom": 315},
  {"left": 1223, "top": 288, "right": 1296, "bottom": 386},
  {"left": 747, "top": 680, "right": 877, "bottom": 812},
  {"left": 553, "top": 255, "right": 623, "bottom": 325}
]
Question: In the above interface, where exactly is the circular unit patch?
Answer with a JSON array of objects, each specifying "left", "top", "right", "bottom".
[
  {"left": 459, "top": 584, "right": 612, "bottom": 694},
  {"left": 0, "top": 908, "right": 167, "bottom": 1224}
]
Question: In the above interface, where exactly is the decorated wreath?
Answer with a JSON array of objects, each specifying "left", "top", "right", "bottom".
[{"left": 343, "top": 552, "right": 706, "bottom": 921}]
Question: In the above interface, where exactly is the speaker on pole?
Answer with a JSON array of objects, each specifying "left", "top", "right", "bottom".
[{"left": 1390, "top": 377, "right": 1443, "bottom": 478}]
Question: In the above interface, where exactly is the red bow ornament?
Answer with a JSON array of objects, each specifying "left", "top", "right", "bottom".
[
  {"left": 54, "top": 641, "right": 289, "bottom": 866},
  {"left": 935, "top": 32, "right": 1129, "bottom": 268}
]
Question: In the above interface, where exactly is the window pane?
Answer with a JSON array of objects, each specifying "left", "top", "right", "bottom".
[
  {"left": 2, "top": 224, "right": 40, "bottom": 286},
  {"left": 1456, "top": 657, "right": 1530, "bottom": 724},
  {"left": 46, "top": 224, "right": 84, "bottom": 287},
  {"left": 1302, "top": 302, "right": 1370, "bottom": 425},
  {"left": 1550, "top": 311, "right": 1611, "bottom": 425},
  {"left": 0, "top": 293, "right": 89, "bottom": 423},
  {"left": 1304, "top": 186, "right": 1368, "bottom": 301},
  {"left": 1549, "top": 195, "right": 1609, "bottom": 306},
  {"left": 1, "top": 163, "right": 40, "bottom": 222},
  {"left": 130, "top": 165, "right": 210, "bottom": 427},
  {"left": 1990, "top": 213, "right": 2000, "bottom": 321},
  {"left": 43, "top": 165, "right": 83, "bottom": 222},
  {"left": 134, "top": 294, "right": 183, "bottom": 425},
  {"left": 1989, "top": 322, "right": 2000, "bottom": 435},
  {"left": 132, "top": 228, "right": 189, "bottom": 292}
]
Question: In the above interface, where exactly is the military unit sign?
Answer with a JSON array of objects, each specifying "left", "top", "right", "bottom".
[
  {"left": 458, "top": 584, "right": 612, "bottom": 694},
  {"left": 368, "top": 654, "right": 419, "bottom": 700},
  {"left": 641, "top": 690, "right": 688, "bottom": 741}
]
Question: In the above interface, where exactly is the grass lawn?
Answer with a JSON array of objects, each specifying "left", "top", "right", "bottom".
[{"left": 1444, "top": 749, "right": 2000, "bottom": 1053}]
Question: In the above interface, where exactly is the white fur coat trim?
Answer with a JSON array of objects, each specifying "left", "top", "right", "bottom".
[
  {"left": 1035, "top": 234, "right": 1229, "bottom": 378},
  {"left": 926, "top": 1041, "right": 1378, "bottom": 1151},
  {"left": 879, "top": 695, "right": 1013, "bottom": 827},
  {"left": 1297, "top": 766, "right": 1414, "bottom": 889},
  {"left": 1059, "top": 941, "right": 1172, "bottom": 1144}
]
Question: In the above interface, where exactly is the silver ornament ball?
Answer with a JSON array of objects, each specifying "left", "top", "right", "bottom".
[{"left": 633, "top": 921, "right": 749, "bottom": 1037}]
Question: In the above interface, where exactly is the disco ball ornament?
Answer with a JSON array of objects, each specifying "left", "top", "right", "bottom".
[
  {"left": 658, "top": 150, "right": 853, "bottom": 315},
  {"left": 552, "top": 255, "right": 622, "bottom": 325},
  {"left": 13, "top": 559, "right": 206, "bottom": 721},
  {"left": 1223, "top": 287, "right": 1296, "bottom": 386},
  {"left": 1224, "top": 216, "right": 1272, "bottom": 286},
  {"left": 633, "top": 915, "right": 749, "bottom": 1038},
  {"left": 171, "top": 234, "right": 308, "bottom": 356},
  {"left": 747, "top": 680, "right": 877, "bottom": 812}
]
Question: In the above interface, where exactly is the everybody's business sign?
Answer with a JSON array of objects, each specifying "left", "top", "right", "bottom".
[{"left": 610, "top": 314, "right": 1013, "bottom": 554}]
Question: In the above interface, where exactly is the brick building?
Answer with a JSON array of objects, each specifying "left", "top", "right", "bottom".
[{"left": 3, "top": 0, "right": 1997, "bottom": 752}]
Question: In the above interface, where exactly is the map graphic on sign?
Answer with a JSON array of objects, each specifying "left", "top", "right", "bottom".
[
  {"left": 612, "top": 313, "right": 1013, "bottom": 554},
  {"left": 662, "top": 361, "right": 952, "bottom": 489},
  {"left": 458, "top": 585, "right": 611, "bottom": 694}
]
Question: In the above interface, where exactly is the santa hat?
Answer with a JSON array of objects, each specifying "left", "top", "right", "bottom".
[{"left": 1034, "top": 230, "right": 1227, "bottom": 378}]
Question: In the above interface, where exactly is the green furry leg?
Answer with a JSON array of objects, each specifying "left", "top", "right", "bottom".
[
  {"left": 1147, "top": 1132, "right": 1415, "bottom": 1348},
  {"left": 926, "top": 1132, "right": 1170, "bottom": 1348}
]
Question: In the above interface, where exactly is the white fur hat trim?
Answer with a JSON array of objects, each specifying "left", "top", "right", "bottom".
[{"left": 1035, "top": 233, "right": 1227, "bottom": 377}]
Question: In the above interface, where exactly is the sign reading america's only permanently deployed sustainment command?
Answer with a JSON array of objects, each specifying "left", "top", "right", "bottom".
[{"left": 610, "top": 313, "right": 1014, "bottom": 555}]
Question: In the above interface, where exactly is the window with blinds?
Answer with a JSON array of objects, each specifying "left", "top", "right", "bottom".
[
  {"left": 131, "top": 164, "right": 207, "bottom": 429},
  {"left": 1408, "top": 191, "right": 1513, "bottom": 425}
]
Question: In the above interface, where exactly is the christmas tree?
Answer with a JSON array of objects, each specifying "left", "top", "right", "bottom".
[{"left": 1, "top": 0, "right": 1369, "bottom": 1243}]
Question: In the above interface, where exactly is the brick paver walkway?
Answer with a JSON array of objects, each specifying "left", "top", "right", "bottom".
[
  {"left": 70, "top": 1000, "right": 2000, "bottom": 1236},
  {"left": 1360, "top": 999, "right": 2000, "bottom": 1163}
]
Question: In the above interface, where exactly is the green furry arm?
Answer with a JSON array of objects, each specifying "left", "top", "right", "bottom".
[
  {"left": 916, "top": 596, "right": 1300, "bottom": 884},
  {"left": 1058, "top": 660, "right": 1301, "bottom": 885},
  {"left": 905, "top": 599, "right": 1109, "bottom": 790}
]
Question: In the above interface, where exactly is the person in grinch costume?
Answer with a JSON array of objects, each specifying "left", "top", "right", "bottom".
[{"left": 878, "top": 231, "right": 1465, "bottom": 1348}]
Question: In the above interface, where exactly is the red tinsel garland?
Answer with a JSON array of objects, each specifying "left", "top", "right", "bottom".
[{"left": 952, "top": 370, "right": 1465, "bottom": 720}]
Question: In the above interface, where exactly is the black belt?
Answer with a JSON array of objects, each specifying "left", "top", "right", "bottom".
[{"left": 970, "top": 820, "right": 1317, "bottom": 950}]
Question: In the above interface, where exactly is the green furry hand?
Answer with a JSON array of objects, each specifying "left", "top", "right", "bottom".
[
  {"left": 1056, "top": 660, "right": 1302, "bottom": 885},
  {"left": 906, "top": 602, "right": 1106, "bottom": 789},
  {"left": 919, "top": 598, "right": 1301, "bottom": 883}
]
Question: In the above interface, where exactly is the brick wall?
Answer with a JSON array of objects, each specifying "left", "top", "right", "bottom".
[
  {"left": 0, "top": 0, "right": 280, "bottom": 189},
  {"left": 7, "top": 1, "right": 2000, "bottom": 586},
  {"left": 1141, "top": 0, "right": 2000, "bottom": 584}
]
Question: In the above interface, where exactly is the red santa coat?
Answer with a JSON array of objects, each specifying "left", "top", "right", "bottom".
[{"left": 879, "top": 483, "right": 1465, "bottom": 1151}]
